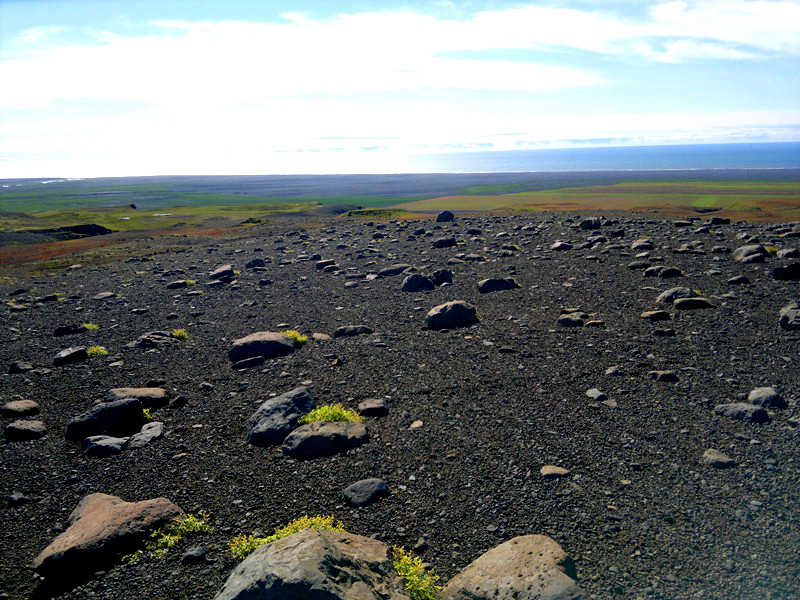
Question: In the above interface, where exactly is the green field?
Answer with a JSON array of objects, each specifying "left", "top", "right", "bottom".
[{"left": 392, "top": 180, "right": 800, "bottom": 221}]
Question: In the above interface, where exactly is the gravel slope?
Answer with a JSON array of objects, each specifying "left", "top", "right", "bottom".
[{"left": 1, "top": 211, "right": 798, "bottom": 600}]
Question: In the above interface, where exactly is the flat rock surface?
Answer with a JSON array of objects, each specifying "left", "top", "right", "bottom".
[{"left": 1, "top": 211, "right": 799, "bottom": 600}]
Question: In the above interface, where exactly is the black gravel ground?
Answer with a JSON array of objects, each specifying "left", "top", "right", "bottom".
[{"left": 1, "top": 211, "right": 798, "bottom": 600}]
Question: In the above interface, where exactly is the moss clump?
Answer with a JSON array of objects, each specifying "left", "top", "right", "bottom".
[
  {"left": 171, "top": 328, "right": 189, "bottom": 340},
  {"left": 228, "top": 515, "right": 346, "bottom": 560},
  {"left": 87, "top": 345, "right": 108, "bottom": 357},
  {"left": 298, "top": 404, "right": 362, "bottom": 425},
  {"left": 392, "top": 546, "right": 440, "bottom": 600},
  {"left": 281, "top": 329, "right": 309, "bottom": 347},
  {"left": 82, "top": 322, "right": 99, "bottom": 331},
  {"left": 123, "top": 512, "right": 213, "bottom": 563}
]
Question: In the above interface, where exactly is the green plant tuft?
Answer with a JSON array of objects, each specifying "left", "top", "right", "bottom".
[
  {"left": 82, "top": 322, "right": 99, "bottom": 331},
  {"left": 87, "top": 345, "right": 108, "bottom": 357},
  {"left": 123, "top": 512, "right": 213, "bottom": 563},
  {"left": 281, "top": 329, "right": 309, "bottom": 347},
  {"left": 298, "top": 404, "right": 362, "bottom": 424},
  {"left": 392, "top": 546, "right": 440, "bottom": 600},
  {"left": 228, "top": 515, "right": 346, "bottom": 560},
  {"left": 186, "top": 279, "right": 196, "bottom": 286},
  {"left": 142, "top": 408, "right": 152, "bottom": 421},
  {"left": 172, "top": 328, "right": 189, "bottom": 340}
]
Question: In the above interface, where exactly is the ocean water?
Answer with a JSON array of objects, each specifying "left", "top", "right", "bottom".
[{"left": 407, "top": 142, "right": 800, "bottom": 173}]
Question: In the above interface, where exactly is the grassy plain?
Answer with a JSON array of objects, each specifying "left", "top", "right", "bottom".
[{"left": 392, "top": 180, "right": 800, "bottom": 221}]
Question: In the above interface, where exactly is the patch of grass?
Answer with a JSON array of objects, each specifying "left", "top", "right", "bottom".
[
  {"left": 298, "top": 404, "right": 363, "bottom": 424},
  {"left": 228, "top": 515, "right": 346, "bottom": 560},
  {"left": 392, "top": 546, "right": 441, "bottom": 600},
  {"left": 171, "top": 328, "right": 188, "bottom": 340},
  {"left": 282, "top": 329, "right": 309, "bottom": 347},
  {"left": 142, "top": 408, "right": 152, "bottom": 421},
  {"left": 123, "top": 512, "right": 213, "bottom": 563},
  {"left": 347, "top": 208, "right": 412, "bottom": 219},
  {"left": 766, "top": 246, "right": 779, "bottom": 255},
  {"left": 87, "top": 345, "right": 108, "bottom": 357},
  {"left": 82, "top": 322, "right": 99, "bottom": 331},
  {"left": 186, "top": 279, "right": 196, "bottom": 286}
]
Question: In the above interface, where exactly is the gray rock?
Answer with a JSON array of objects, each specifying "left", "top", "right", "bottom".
[
  {"left": 181, "top": 546, "right": 207, "bottom": 565},
  {"left": 437, "top": 210, "right": 455, "bottom": 222},
  {"left": 82, "top": 435, "right": 128, "bottom": 457},
  {"left": 777, "top": 248, "right": 800, "bottom": 259},
  {"left": 229, "top": 332, "right": 294, "bottom": 363},
  {"left": 333, "top": 325, "right": 374, "bottom": 338},
  {"left": 282, "top": 421, "right": 368, "bottom": 459},
  {"left": 727, "top": 275, "right": 750, "bottom": 285},
  {"left": 432, "top": 237, "right": 457, "bottom": 248},
  {"left": 732, "top": 244, "right": 767, "bottom": 262},
  {"left": 641, "top": 310, "right": 670, "bottom": 322},
  {"left": 656, "top": 287, "right": 698, "bottom": 304},
  {"left": 53, "top": 324, "right": 88, "bottom": 337},
  {"left": 773, "top": 262, "right": 800, "bottom": 281},
  {"left": 649, "top": 370, "right": 678, "bottom": 382},
  {"left": 92, "top": 292, "right": 116, "bottom": 301},
  {"left": 550, "top": 241, "right": 572, "bottom": 251},
  {"left": 104, "top": 388, "right": 169, "bottom": 409},
  {"left": 631, "top": 239, "right": 655, "bottom": 251},
  {"left": 377, "top": 264, "right": 411, "bottom": 277},
  {"left": 166, "top": 280, "right": 188, "bottom": 289},
  {"left": 33, "top": 493, "right": 182, "bottom": 578},
  {"left": 247, "top": 386, "right": 315, "bottom": 446},
  {"left": 1, "top": 399, "right": 40, "bottom": 417},
  {"left": 128, "top": 331, "right": 176, "bottom": 348},
  {"left": 4, "top": 420, "right": 47, "bottom": 441},
  {"left": 702, "top": 449, "right": 737, "bottom": 469},
  {"left": 673, "top": 297, "right": 714, "bottom": 310},
  {"left": 54, "top": 347, "right": 88, "bottom": 367},
  {"left": 714, "top": 403, "right": 771, "bottom": 423},
  {"left": 779, "top": 301, "right": 800, "bottom": 330},
  {"left": 585, "top": 388, "right": 607, "bottom": 401},
  {"left": 343, "top": 478, "right": 389, "bottom": 507},
  {"left": 65, "top": 398, "right": 144, "bottom": 442},
  {"left": 127, "top": 422, "right": 164, "bottom": 448},
  {"left": 426, "top": 301, "right": 478, "bottom": 329},
  {"left": 209, "top": 264, "right": 235, "bottom": 281},
  {"left": 747, "top": 387, "right": 787, "bottom": 409},
  {"left": 477, "top": 278, "right": 519, "bottom": 293},
  {"left": 8, "top": 360, "right": 34, "bottom": 374},
  {"left": 540, "top": 465, "right": 571, "bottom": 479},
  {"left": 358, "top": 398, "right": 389, "bottom": 417},
  {"left": 579, "top": 218, "right": 601, "bottom": 230},
  {"left": 245, "top": 258, "right": 266, "bottom": 269},
  {"left": 214, "top": 529, "right": 407, "bottom": 600},
  {"left": 431, "top": 269, "right": 453, "bottom": 286},
  {"left": 401, "top": 274, "right": 434, "bottom": 292},
  {"left": 440, "top": 534, "right": 586, "bottom": 600},
  {"left": 557, "top": 312, "right": 585, "bottom": 327}
]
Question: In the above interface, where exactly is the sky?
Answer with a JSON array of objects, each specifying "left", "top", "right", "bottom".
[{"left": 0, "top": 0, "right": 799, "bottom": 177}]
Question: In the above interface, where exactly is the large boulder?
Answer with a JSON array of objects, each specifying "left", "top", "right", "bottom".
[
  {"left": 732, "top": 244, "right": 767, "bottom": 263},
  {"left": 33, "top": 493, "right": 182, "bottom": 578},
  {"left": 104, "top": 387, "right": 169, "bottom": 409},
  {"left": 229, "top": 332, "right": 295, "bottom": 363},
  {"left": 282, "top": 421, "right": 368, "bottom": 459},
  {"left": 65, "top": 398, "right": 144, "bottom": 442},
  {"left": 440, "top": 534, "right": 586, "bottom": 600},
  {"left": 436, "top": 210, "right": 455, "bottom": 222},
  {"left": 214, "top": 529, "right": 407, "bottom": 600},
  {"left": 426, "top": 301, "right": 478, "bottom": 329},
  {"left": 773, "top": 262, "right": 800, "bottom": 281},
  {"left": 247, "top": 386, "right": 316, "bottom": 446},
  {"left": 401, "top": 274, "right": 434, "bottom": 292}
]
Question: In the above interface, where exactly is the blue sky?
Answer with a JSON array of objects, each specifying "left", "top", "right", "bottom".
[{"left": 1, "top": 0, "right": 798, "bottom": 177}]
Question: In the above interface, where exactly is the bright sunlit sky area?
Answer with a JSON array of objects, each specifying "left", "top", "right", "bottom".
[{"left": 1, "top": 0, "right": 799, "bottom": 177}]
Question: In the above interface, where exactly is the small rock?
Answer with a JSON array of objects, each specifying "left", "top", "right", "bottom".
[
  {"left": 358, "top": 398, "right": 389, "bottom": 417},
  {"left": 540, "top": 465, "right": 571, "bottom": 479},
  {"left": 673, "top": 297, "right": 714, "bottom": 310},
  {"left": 649, "top": 370, "right": 678, "bottom": 382},
  {"left": 343, "top": 478, "right": 389, "bottom": 507},
  {"left": 426, "top": 301, "right": 478, "bottom": 330},
  {"left": 436, "top": 210, "right": 455, "bottom": 222},
  {"left": 4, "top": 420, "right": 47, "bottom": 442},
  {"left": 82, "top": 435, "right": 128, "bottom": 457},
  {"left": 747, "top": 387, "right": 787, "bottom": 409},
  {"left": 54, "top": 347, "right": 88, "bottom": 367},
  {"left": 1, "top": 399, "right": 40, "bottom": 417},
  {"left": 714, "top": 403, "right": 770, "bottom": 423},
  {"left": 181, "top": 546, "right": 207, "bottom": 565},
  {"left": 229, "top": 332, "right": 294, "bottom": 363},
  {"left": 333, "top": 325, "right": 374, "bottom": 338},
  {"left": 702, "top": 449, "right": 737, "bottom": 469},
  {"left": 282, "top": 421, "right": 368, "bottom": 459},
  {"left": 477, "top": 278, "right": 519, "bottom": 293}
]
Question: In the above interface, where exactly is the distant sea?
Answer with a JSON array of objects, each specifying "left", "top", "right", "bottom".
[{"left": 408, "top": 142, "right": 800, "bottom": 173}]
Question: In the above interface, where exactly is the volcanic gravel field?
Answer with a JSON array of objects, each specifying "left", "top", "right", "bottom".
[{"left": 1, "top": 211, "right": 799, "bottom": 600}]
